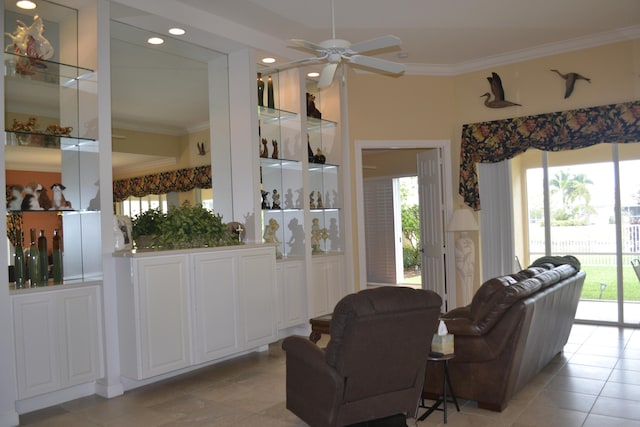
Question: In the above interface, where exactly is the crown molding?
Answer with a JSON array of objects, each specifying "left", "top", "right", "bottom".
[{"left": 403, "top": 25, "right": 640, "bottom": 76}]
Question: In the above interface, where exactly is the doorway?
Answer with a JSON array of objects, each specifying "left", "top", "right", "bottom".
[{"left": 355, "top": 140, "right": 455, "bottom": 309}]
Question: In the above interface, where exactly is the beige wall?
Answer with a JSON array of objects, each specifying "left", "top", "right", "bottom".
[{"left": 346, "top": 39, "right": 640, "bottom": 297}]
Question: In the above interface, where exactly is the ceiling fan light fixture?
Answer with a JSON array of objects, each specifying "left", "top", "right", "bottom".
[{"left": 307, "top": 71, "right": 320, "bottom": 78}]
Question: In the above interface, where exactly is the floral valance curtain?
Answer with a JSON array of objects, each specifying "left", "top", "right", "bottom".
[
  {"left": 113, "top": 165, "right": 211, "bottom": 202},
  {"left": 460, "top": 101, "right": 640, "bottom": 210}
]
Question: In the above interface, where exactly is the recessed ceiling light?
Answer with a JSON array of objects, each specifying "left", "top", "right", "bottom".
[
  {"left": 261, "top": 57, "right": 276, "bottom": 64},
  {"left": 307, "top": 72, "right": 320, "bottom": 78},
  {"left": 16, "top": 1, "right": 36, "bottom": 9},
  {"left": 147, "top": 37, "right": 164, "bottom": 45},
  {"left": 168, "top": 28, "right": 185, "bottom": 36}
]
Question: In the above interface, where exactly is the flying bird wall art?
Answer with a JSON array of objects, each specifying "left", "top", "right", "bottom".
[
  {"left": 550, "top": 69, "right": 591, "bottom": 98},
  {"left": 481, "top": 72, "right": 522, "bottom": 108}
]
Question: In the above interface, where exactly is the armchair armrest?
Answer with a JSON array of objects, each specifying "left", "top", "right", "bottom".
[{"left": 282, "top": 336, "right": 343, "bottom": 423}]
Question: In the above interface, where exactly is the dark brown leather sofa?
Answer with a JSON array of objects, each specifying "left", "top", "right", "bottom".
[
  {"left": 282, "top": 286, "right": 442, "bottom": 427},
  {"left": 423, "top": 256, "right": 585, "bottom": 412}
]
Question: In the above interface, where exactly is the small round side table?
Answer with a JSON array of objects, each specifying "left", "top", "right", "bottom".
[{"left": 417, "top": 353, "right": 460, "bottom": 424}]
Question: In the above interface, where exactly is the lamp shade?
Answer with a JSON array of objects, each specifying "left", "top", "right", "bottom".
[{"left": 447, "top": 209, "right": 479, "bottom": 232}]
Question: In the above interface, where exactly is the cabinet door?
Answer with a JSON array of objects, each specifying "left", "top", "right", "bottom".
[
  {"left": 13, "top": 294, "right": 60, "bottom": 398},
  {"left": 237, "top": 248, "right": 277, "bottom": 347},
  {"left": 192, "top": 252, "right": 240, "bottom": 363},
  {"left": 58, "top": 287, "right": 103, "bottom": 387},
  {"left": 276, "top": 261, "right": 306, "bottom": 329},
  {"left": 311, "top": 256, "right": 345, "bottom": 317},
  {"left": 135, "top": 255, "right": 190, "bottom": 378}
]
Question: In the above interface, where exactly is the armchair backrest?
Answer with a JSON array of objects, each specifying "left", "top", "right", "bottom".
[{"left": 325, "top": 286, "right": 442, "bottom": 403}]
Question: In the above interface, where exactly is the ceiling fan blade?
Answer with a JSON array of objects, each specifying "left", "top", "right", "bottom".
[
  {"left": 348, "top": 35, "right": 402, "bottom": 54},
  {"left": 348, "top": 55, "right": 406, "bottom": 74},
  {"left": 289, "top": 38, "right": 326, "bottom": 53},
  {"left": 318, "top": 63, "right": 338, "bottom": 88}
]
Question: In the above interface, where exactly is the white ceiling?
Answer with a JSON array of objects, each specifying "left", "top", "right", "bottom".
[
  {"left": 177, "top": 0, "right": 640, "bottom": 73},
  {"left": 107, "top": 0, "right": 640, "bottom": 143}
]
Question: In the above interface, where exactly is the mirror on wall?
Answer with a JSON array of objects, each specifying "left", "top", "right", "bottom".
[{"left": 109, "top": 13, "right": 228, "bottom": 213}]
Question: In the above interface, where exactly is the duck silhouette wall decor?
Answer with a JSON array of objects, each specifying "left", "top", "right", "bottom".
[
  {"left": 550, "top": 69, "right": 591, "bottom": 98},
  {"left": 481, "top": 72, "right": 521, "bottom": 108}
]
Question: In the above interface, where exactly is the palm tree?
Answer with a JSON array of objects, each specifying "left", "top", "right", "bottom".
[{"left": 550, "top": 170, "right": 594, "bottom": 223}]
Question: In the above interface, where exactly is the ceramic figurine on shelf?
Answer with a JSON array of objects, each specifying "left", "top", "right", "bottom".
[
  {"left": 272, "top": 189, "right": 281, "bottom": 209},
  {"left": 51, "top": 183, "right": 72, "bottom": 210},
  {"left": 316, "top": 191, "right": 323, "bottom": 209},
  {"left": 5, "top": 15, "right": 54, "bottom": 75},
  {"left": 271, "top": 139, "right": 278, "bottom": 159},
  {"left": 311, "top": 218, "right": 322, "bottom": 254},
  {"left": 263, "top": 218, "right": 282, "bottom": 258},
  {"left": 261, "top": 189, "right": 270, "bottom": 209},
  {"left": 260, "top": 138, "right": 269, "bottom": 158},
  {"left": 313, "top": 148, "right": 326, "bottom": 164},
  {"left": 306, "top": 92, "right": 322, "bottom": 119},
  {"left": 309, "top": 192, "right": 316, "bottom": 209},
  {"left": 307, "top": 134, "right": 314, "bottom": 162}
]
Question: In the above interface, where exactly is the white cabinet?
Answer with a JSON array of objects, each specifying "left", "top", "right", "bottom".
[
  {"left": 311, "top": 255, "right": 345, "bottom": 317},
  {"left": 275, "top": 260, "right": 306, "bottom": 329},
  {"left": 116, "top": 245, "right": 276, "bottom": 380},
  {"left": 117, "top": 254, "right": 190, "bottom": 380},
  {"left": 192, "top": 247, "right": 276, "bottom": 363},
  {"left": 12, "top": 286, "right": 103, "bottom": 399}
]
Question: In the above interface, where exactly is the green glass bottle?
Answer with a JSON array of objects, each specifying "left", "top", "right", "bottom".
[
  {"left": 52, "top": 229, "right": 63, "bottom": 285},
  {"left": 38, "top": 229, "right": 48, "bottom": 285},
  {"left": 28, "top": 228, "right": 40, "bottom": 287},
  {"left": 14, "top": 231, "right": 25, "bottom": 288}
]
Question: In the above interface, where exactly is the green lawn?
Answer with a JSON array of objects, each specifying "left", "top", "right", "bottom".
[{"left": 580, "top": 265, "right": 640, "bottom": 301}]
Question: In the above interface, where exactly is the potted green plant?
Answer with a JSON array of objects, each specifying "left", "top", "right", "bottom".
[
  {"left": 131, "top": 207, "right": 165, "bottom": 248},
  {"left": 157, "top": 202, "right": 241, "bottom": 249}
]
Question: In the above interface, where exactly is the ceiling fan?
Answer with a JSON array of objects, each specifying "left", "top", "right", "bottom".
[{"left": 264, "top": 0, "right": 406, "bottom": 88}]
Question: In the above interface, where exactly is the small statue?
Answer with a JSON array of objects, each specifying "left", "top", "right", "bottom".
[
  {"left": 271, "top": 139, "right": 278, "bottom": 159},
  {"left": 261, "top": 189, "right": 270, "bottom": 209},
  {"left": 263, "top": 218, "right": 282, "bottom": 258},
  {"left": 260, "top": 138, "right": 269, "bottom": 158},
  {"left": 272, "top": 189, "right": 281, "bottom": 209},
  {"left": 313, "top": 148, "right": 326, "bottom": 164},
  {"left": 309, "top": 192, "right": 316, "bottom": 209},
  {"left": 316, "top": 191, "right": 323, "bottom": 209},
  {"left": 307, "top": 134, "right": 315, "bottom": 163},
  {"left": 306, "top": 92, "right": 322, "bottom": 119},
  {"left": 311, "top": 218, "right": 322, "bottom": 254}
]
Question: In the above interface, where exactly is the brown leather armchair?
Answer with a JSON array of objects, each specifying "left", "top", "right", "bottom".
[{"left": 282, "top": 286, "right": 442, "bottom": 427}]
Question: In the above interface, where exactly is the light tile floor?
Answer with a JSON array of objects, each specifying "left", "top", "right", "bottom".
[{"left": 20, "top": 324, "right": 640, "bottom": 427}]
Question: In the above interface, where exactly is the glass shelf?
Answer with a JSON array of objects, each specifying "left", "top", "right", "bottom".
[
  {"left": 306, "top": 116, "right": 337, "bottom": 131},
  {"left": 4, "top": 53, "right": 94, "bottom": 80}
]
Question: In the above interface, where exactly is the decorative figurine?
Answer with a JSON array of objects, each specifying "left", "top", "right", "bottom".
[
  {"left": 260, "top": 138, "right": 268, "bottom": 158},
  {"left": 272, "top": 189, "right": 281, "bottom": 209},
  {"left": 307, "top": 134, "right": 314, "bottom": 162},
  {"left": 306, "top": 92, "right": 322, "bottom": 119},
  {"left": 316, "top": 191, "right": 323, "bottom": 209},
  {"left": 261, "top": 189, "right": 270, "bottom": 209},
  {"left": 271, "top": 139, "right": 278, "bottom": 159},
  {"left": 309, "top": 192, "right": 316, "bottom": 209},
  {"left": 311, "top": 218, "right": 322, "bottom": 254},
  {"left": 5, "top": 15, "right": 54, "bottom": 75},
  {"left": 481, "top": 72, "right": 521, "bottom": 108},
  {"left": 550, "top": 69, "right": 591, "bottom": 99},
  {"left": 263, "top": 218, "right": 282, "bottom": 258},
  {"left": 50, "top": 183, "right": 72, "bottom": 210},
  {"left": 313, "top": 148, "right": 326, "bottom": 164}
]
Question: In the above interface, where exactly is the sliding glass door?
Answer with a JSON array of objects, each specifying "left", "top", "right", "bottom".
[{"left": 519, "top": 143, "right": 640, "bottom": 325}]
